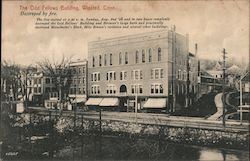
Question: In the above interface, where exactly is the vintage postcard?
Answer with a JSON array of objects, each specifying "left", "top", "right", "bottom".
[{"left": 1, "top": 0, "right": 249, "bottom": 160}]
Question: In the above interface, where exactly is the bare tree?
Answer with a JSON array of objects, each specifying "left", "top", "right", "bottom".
[
  {"left": 1, "top": 60, "right": 22, "bottom": 102},
  {"left": 37, "top": 55, "right": 73, "bottom": 109}
]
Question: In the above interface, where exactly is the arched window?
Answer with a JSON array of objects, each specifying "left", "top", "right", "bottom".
[
  {"left": 158, "top": 47, "right": 161, "bottom": 61},
  {"left": 99, "top": 55, "right": 102, "bottom": 67},
  {"left": 135, "top": 50, "right": 139, "bottom": 63},
  {"left": 104, "top": 54, "right": 107, "bottom": 66},
  {"left": 119, "top": 52, "right": 122, "bottom": 65},
  {"left": 125, "top": 52, "right": 128, "bottom": 64},
  {"left": 92, "top": 56, "right": 95, "bottom": 67},
  {"left": 148, "top": 48, "right": 152, "bottom": 62},
  {"left": 142, "top": 50, "right": 145, "bottom": 63},
  {"left": 110, "top": 53, "right": 112, "bottom": 65}
]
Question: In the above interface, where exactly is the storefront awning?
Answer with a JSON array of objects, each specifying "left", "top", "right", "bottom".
[
  {"left": 143, "top": 98, "right": 166, "bottom": 109},
  {"left": 72, "top": 97, "right": 86, "bottom": 103},
  {"left": 99, "top": 98, "right": 119, "bottom": 107},
  {"left": 85, "top": 98, "right": 103, "bottom": 106}
]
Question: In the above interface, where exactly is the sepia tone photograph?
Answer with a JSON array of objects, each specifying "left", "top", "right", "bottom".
[{"left": 1, "top": 0, "right": 249, "bottom": 160}]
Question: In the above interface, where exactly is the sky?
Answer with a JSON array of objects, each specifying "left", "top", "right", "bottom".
[{"left": 2, "top": 0, "right": 249, "bottom": 66}]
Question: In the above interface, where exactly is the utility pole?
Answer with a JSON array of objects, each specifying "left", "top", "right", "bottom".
[
  {"left": 222, "top": 48, "right": 227, "bottom": 127},
  {"left": 239, "top": 76, "right": 243, "bottom": 124},
  {"left": 135, "top": 85, "right": 138, "bottom": 123}
]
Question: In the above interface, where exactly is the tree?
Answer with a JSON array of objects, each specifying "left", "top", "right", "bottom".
[
  {"left": 37, "top": 56, "right": 72, "bottom": 109},
  {"left": 1, "top": 60, "right": 22, "bottom": 102}
]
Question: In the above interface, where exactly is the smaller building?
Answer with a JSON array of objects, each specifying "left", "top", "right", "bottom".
[
  {"left": 68, "top": 60, "right": 88, "bottom": 110},
  {"left": 241, "top": 71, "right": 249, "bottom": 93},
  {"left": 206, "top": 61, "right": 223, "bottom": 79}
]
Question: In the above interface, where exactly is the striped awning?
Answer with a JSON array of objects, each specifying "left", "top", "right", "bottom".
[
  {"left": 143, "top": 98, "right": 166, "bottom": 109},
  {"left": 85, "top": 98, "right": 103, "bottom": 106},
  {"left": 99, "top": 98, "right": 119, "bottom": 107}
]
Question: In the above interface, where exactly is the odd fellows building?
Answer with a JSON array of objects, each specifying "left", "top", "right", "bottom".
[{"left": 86, "top": 29, "right": 199, "bottom": 113}]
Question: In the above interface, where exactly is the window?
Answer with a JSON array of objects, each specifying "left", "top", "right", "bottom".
[
  {"left": 177, "top": 70, "right": 181, "bottom": 80},
  {"left": 82, "top": 67, "right": 85, "bottom": 74},
  {"left": 158, "top": 47, "right": 161, "bottom": 61},
  {"left": 155, "top": 70, "right": 159, "bottom": 79},
  {"left": 151, "top": 68, "right": 164, "bottom": 79},
  {"left": 183, "top": 70, "right": 187, "bottom": 81},
  {"left": 78, "top": 67, "right": 81, "bottom": 74},
  {"left": 125, "top": 52, "right": 128, "bottom": 64},
  {"left": 106, "top": 84, "right": 116, "bottom": 94},
  {"left": 34, "top": 88, "right": 37, "bottom": 93},
  {"left": 120, "top": 71, "right": 127, "bottom": 80},
  {"left": 160, "top": 69, "right": 164, "bottom": 78},
  {"left": 92, "top": 56, "right": 95, "bottom": 67},
  {"left": 131, "top": 84, "right": 143, "bottom": 94},
  {"left": 107, "top": 71, "right": 116, "bottom": 81},
  {"left": 83, "top": 87, "right": 86, "bottom": 94},
  {"left": 148, "top": 48, "right": 152, "bottom": 62},
  {"left": 104, "top": 54, "right": 107, "bottom": 66},
  {"left": 38, "top": 79, "right": 41, "bottom": 84},
  {"left": 45, "top": 78, "right": 50, "bottom": 84},
  {"left": 91, "top": 85, "right": 100, "bottom": 95},
  {"left": 110, "top": 53, "right": 113, "bottom": 65},
  {"left": 151, "top": 83, "right": 164, "bottom": 94},
  {"left": 132, "top": 69, "right": 142, "bottom": 80},
  {"left": 142, "top": 50, "right": 145, "bottom": 63},
  {"left": 38, "top": 87, "right": 41, "bottom": 93},
  {"left": 91, "top": 72, "right": 100, "bottom": 82},
  {"left": 135, "top": 50, "right": 139, "bottom": 63},
  {"left": 82, "top": 77, "right": 85, "bottom": 84},
  {"left": 34, "top": 79, "right": 37, "bottom": 84},
  {"left": 119, "top": 52, "right": 122, "bottom": 65},
  {"left": 99, "top": 55, "right": 102, "bottom": 67}
]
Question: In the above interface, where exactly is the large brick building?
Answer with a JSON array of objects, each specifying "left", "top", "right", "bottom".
[{"left": 86, "top": 29, "right": 199, "bottom": 113}]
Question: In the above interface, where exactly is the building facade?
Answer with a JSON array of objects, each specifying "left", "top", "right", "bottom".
[
  {"left": 86, "top": 29, "right": 198, "bottom": 113},
  {"left": 68, "top": 60, "right": 88, "bottom": 110}
]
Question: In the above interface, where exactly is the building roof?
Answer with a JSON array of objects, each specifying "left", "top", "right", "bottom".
[
  {"left": 226, "top": 64, "right": 242, "bottom": 75},
  {"left": 201, "top": 70, "right": 213, "bottom": 78},
  {"left": 212, "top": 61, "right": 223, "bottom": 71}
]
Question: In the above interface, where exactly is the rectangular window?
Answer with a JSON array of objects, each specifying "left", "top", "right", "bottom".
[
  {"left": 110, "top": 53, "right": 112, "bottom": 65},
  {"left": 139, "top": 85, "right": 143, "bottom": 94},
  {"left": 82, "top": 67, "right": 85, "bottom": 74},
  {"left": 155, "top": 70, "right": 159, "bottom": 79},
  {"left": 38, "top": 87, "right": 41, "bottom": 93},
  {"left": 160, "top": 69, "right": 164, "bottom": 78},
  {"left": 160, "top": 84, "right": 163, "bottom": 93},
  {"left": 151, "top": 85, "right": 154, "bottom": 94},
  {"left": 120, "top": 72, "right": 123, "bottom": 80},
  {"left": 155, "top": 84, "right": 159, "bottom": 93},
  {"left": 104, "top": 54, "right": 107, "bottom": 66},
  {"left": 131, "top": 85, "right": 135, "bottom": 94},
  {"left": 99, "top": 55, "right": 102, "bottom": 67},
  {"left": 124, "top": 71, "right": 127, "bottom": 80}
]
